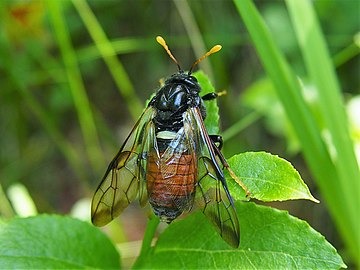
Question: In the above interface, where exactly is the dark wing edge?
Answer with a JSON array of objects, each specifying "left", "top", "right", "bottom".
[
  {"left": 91, "top": 106, "right": 156, "bottom": 227},
  {"left": 184, "top": 107, "right": 240, "bottom": 248}
]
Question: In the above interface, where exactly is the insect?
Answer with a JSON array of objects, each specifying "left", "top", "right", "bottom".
[{"left": 91, "top": 36, "right": 248, "bottom": 248}]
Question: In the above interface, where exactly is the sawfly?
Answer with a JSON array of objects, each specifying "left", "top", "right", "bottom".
[{"left": 91, "top": 36, "right": 248, "bottom": 247}]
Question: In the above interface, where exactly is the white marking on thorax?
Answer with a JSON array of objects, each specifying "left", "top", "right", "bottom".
[{"left": 156, "top": 130, "right": 177, "bottom": 140}]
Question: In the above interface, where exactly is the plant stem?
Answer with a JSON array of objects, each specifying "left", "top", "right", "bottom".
[
  {"left": 222, "top": 111, "right": 261, "bottom": 142},
  {"left": 333, "top": 36, "right": 360, "bottom": 67},
  {"left": 133, "top": 213, "right": 160, "bottom": 268},
  {"left": 0, "top": 184, "right": 15, "bottom": 219}
]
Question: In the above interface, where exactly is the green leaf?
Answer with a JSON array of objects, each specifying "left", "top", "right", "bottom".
[
  {"left": 136, "top": 202, "right": 345, "bottom": 269},
  {"left": 193, "top": 70, "right": 220, "bottom": 135},
  {"left": 226, "top": 152, "right": 318, "bottom": 203},
  {"left": 0, "top": 215, "right": 120, "bottom": 269}
]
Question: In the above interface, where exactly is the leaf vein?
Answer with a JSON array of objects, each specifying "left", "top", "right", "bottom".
[{"left": 153, "top": 248, "right": 341, "bottom": 265}]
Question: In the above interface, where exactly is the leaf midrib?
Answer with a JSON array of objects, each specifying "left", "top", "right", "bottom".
[{"left": 241, "top": 176, "right": 311, "bottom": 198}]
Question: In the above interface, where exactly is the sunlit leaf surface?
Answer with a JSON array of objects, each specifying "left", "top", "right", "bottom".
[
  {"left": 226, "top": 152, "right": 319, "bottom": 202},
  {"left": 136, "top": 202, "right": 345, "bottom": 269},
  {"left": 0, "top": 215, "right": 120, "bottom": 269}
]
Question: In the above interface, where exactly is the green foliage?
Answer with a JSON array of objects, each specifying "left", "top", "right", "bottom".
[
  {"left": 134, "top": 203, "right": 345, "bottom": 269},
  {"left": 194, "top": 70, "right": 220, "bottom": 135},
  {"left": 0, "top": 215, "right": 120, "bottom": 269},
  {"left": 133, "top": 71, "right": 343, "bottom": 268},
  {"left": 0, "top": 54, "right": 343, "bottom": 270},
  {"left": 286, "top": 1, "right": 360, "bottom": 261},
  {"left": 234, "top": 0, "right": 359, "bottom": 266},
  {"left": 241, "top": 78, "right": 299, "bottom": 153},
  {"left": 72, "top": 0, "right": 144, "bottom": 120},
  {"left": 0, "top": 207, "right": 344, "bottom": 269},
  {"left": 226, "top": 152, "right": 318, "bottom": 202},
  {"left": 0, "top": 0, "right": 357, "bottom": 268}
]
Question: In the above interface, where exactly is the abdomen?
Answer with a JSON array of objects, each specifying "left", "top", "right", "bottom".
[{"left": 146, "top": 151, "right": 197, "bottom": 223}]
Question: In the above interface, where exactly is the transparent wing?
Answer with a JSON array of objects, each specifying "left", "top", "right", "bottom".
[
  {"left": 147, "top": 126, "right": 196, "bottom": 214},
  {"left": 159, "top": 127, "right": 188, "bottom": 178},
  {"left": 91, "top": 106, "right": 156, "bottom": 226},
  {"left": 184, "top": 107, "right": 240, "bottom": 248}
]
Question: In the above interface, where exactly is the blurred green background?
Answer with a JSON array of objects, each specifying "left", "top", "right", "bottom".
[{"left": 0, "top": 0, "right": 359, "bottom": 268}]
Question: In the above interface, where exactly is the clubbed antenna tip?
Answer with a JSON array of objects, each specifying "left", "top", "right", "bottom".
[
  {"left": 156, "top": 36, "right": 181, "bottom": 71},
  {"left": 156, "top": 36, "right": 222, "bottom": 75},
  {"left": 188, "top": 45, "right": 222, "bottom": 75}
]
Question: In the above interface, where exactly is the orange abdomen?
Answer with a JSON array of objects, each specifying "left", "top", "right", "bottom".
[{"left": 146, "top": 152, "right": 197, "bottom": 222}]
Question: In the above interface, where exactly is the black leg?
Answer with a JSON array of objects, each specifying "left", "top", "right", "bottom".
[
  {"left": 202, "top": 92, "right": 218, "bottom": 101},
  {"left": 210, "top": 139, "right": 250, "bottom": 197},
  {"left": 209, "top": 135, "right": 223, "bottom": 150}
]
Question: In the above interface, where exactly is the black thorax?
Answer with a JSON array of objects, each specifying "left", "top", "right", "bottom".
[{"left": 149, "top": 72, "right": 205, "bottom": 133}]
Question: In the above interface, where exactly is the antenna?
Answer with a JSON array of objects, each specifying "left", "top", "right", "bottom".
[
  {"left": 188, "top": 45, "right": 222, "bottom": 75},
  {"left": 156, "top": 36, "right": 181, "bottom": 72}
]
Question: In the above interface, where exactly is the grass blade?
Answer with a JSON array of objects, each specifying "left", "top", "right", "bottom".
[
  {"left": 233, "top": 0, "right": 356, "bottom": 264},
  {"left": 72, "top": 0, "right": 143, "bottom": 120},
  {"left": 286, "top": 0, "right": 360, "bottom": 264},
  {"left": 47, "top": 0, "right": 105, "bottom": 173}
]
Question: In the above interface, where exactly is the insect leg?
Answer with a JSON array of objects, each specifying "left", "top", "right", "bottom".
[
  {"left": 211, "top": 140, "right": 250, "bottom": 197},
  {"left": 201, "top": 92, "right": 218, "bottom": 101},
  {"left": 202, "top": 90, "right": 227, "bottom": 101},
  {"left": 209, "top": 134, "right": 223, "bottom": 150}
]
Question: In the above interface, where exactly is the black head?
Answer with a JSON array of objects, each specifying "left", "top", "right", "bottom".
[
  {"left": 164, "top": 71, "right": 201, "bottom": 93},
  {"left": 152, "top": 71, "right": 201, "bottom": 117}
]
